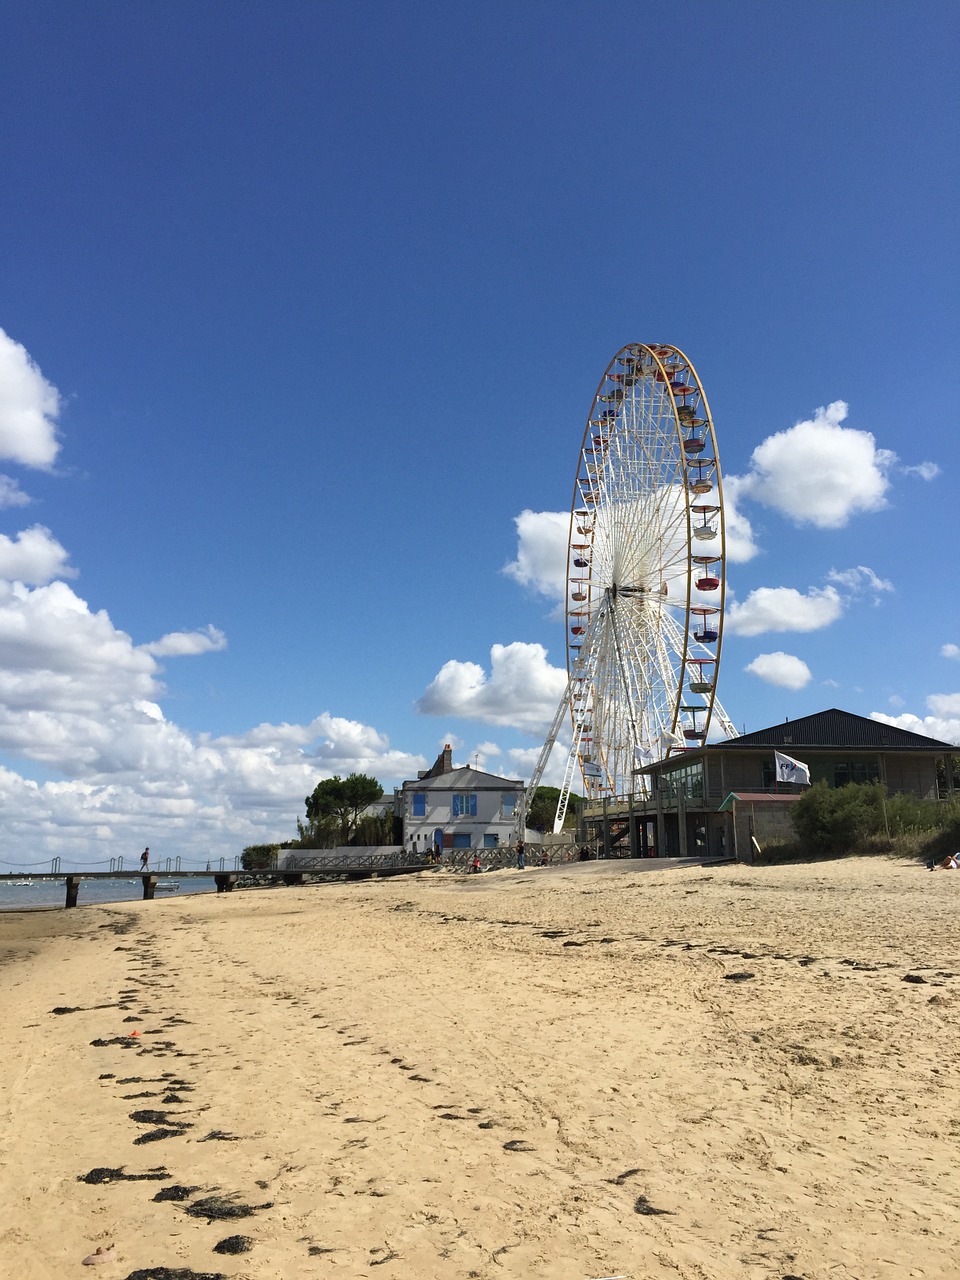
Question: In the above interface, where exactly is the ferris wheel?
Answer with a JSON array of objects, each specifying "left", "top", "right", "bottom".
[{"left": 527, "top": 342, "right": 736, "bottom": 830}]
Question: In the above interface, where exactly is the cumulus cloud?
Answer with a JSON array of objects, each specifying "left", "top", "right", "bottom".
[
  {"left": 942, "top": 644, "right": 960, "bottom": 661},
  {"left": 733, "top": 401, "right": 895, "bottom": 529},
  {"left": 502, "top": 510, "right": 569, "bottom": 600},
  {"left": 744, "top": 651, "right": 812, "bottom": 690},
  {"left": 143, "top": 625, "right": 227, "bottom": 657},
  {"left": 826, "top": 565, "right": 894, "bottom": 602},
  {"left": 417, "top": 641, "right": 567, "bottom": 733},
  {"left": 0, "top": 328, "right": 62, "bottom": 468},
  {"left": 721, "top": 475, "right": 760, "bottom": 563},
  {"left": 0, "top": 573, "right": 427, "bottom": 861},
  {"left": 927, "top": 693, "right": 960, "bottom": 717},
  {"left": 0, "top": 331, "right": 433, "bottom": 864},
  {"left": 871, "top": 711, "right": 960, "bottom": 746},
  {"left": 726, "top": 585, "right": 843, "bottom": 636},
  {"left": 0, "top": 475, "right": 31, "bottom": 509},
  {"left": 902, "top": 461, "right": 939, "bottom": 481},
  {"left": 0, "top": 525, "right": 75, "bottom": 584}
]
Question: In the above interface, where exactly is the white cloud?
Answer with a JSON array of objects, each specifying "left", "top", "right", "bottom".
[
  {"left": 502, "top": 741, "right": 570, "bottom": 790},
  {"left": 902, "top": 461, "right": 939, "bottom": 481},
  {"left": 143, "top": 625, "right": 227, "bottom": 657},
  {"left": 733, "top": 401, "right": 895, "bottom": 529},
  {"left": 0, "top": 573, "right": 427, "bottom": 861},
  {"left": 927, "top": 693, "right": 960, "bottom": 717},
  {"left": 417, "top": 641, "right": 567, "bottom": 732},
  {"left": 870, "top": 711, "right": 960, "bottom": 746},
  {"left": 721, "top": 475, "right": 760, "bottom": 563},
  {"left": 0, "top": 328, "right": 62, "bottom": 468},
  {"left": 503, "top": 509, "right": 569, "bottom": 600},
  {"left": 826, "top": 565, "right": 894, "bottom": 602},
  {"left": 0, "top": 525, "right": 75, "bottom": 585},
  {"left": 744, "top": 651, "right": 812, "bottom": 689},
  {"left": 942, "top": 644, "right": 960, "bottom": 661},
  {"left": 726, "top": 585, "right": 843, "bottom": 636},
  {"left": 0, "top": 475, "right": 31, "bottom": 509}
]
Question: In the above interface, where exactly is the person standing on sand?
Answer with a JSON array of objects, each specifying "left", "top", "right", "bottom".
[
  {"left": 140, "top": 847, "right": 150, "bottom": 870},
  {"left": 515, "top": 839, "right": 525, "bottom": 870}
]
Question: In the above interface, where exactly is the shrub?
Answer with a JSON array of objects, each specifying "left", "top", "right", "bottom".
[
  {"left": 792, "top": 783, "right": 960, "bottom": 858},
  {"left": 791, "top": 781, "right": 885, "bottom": 853},
  {"left": 241, "top": 844, "right": 279, "bottom": 870}
]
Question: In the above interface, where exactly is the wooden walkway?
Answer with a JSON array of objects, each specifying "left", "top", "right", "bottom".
[{"left": 0, "top": 855, "right": 431, "bottom": 908}]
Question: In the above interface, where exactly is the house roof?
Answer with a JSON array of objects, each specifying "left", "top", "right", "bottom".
[
  {"left": 711, "top": 708, "right": 954, "bottom": 751},
  {"left": 717, "top": 791, "right": 803, "bottom": 811},
  {"left": 401, "top": 765, "right": 523, "bottom": 792}
]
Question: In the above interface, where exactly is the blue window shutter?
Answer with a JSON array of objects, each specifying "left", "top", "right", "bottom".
[
  {"left": 470, "top": 794, "right": 477, "bottom": 816},
  {"left": 452, "top": 795, "right": 460, "bottom": 817},
  {"left": 413, "top": 792, "right": 425, "bottom": 816}
]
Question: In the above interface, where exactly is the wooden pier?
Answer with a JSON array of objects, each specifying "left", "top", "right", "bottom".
[{"left": 0, "top": 853, "right": 431, "bottom": 908}]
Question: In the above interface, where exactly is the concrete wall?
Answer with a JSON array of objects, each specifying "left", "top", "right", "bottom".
[{"left": 729, "top": 799, "right": 800, "bottom": 861}]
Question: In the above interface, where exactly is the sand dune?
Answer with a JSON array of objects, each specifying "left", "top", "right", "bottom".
[{"left": 1, "top": 856, "right": 958, "bottom": 1279}]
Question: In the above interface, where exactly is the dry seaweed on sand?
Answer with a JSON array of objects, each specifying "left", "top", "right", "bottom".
[
  {"left": 134, "top": 1128, "right": 186, "bottom": 1144},
  {"left": 79, "top": 1167, "right": 170, "bottom": 1184},
  {"left": 183, "top": 1193, "right": 273, "bottom": 1222},
  {"left": 123, "top": 1270, "right": 227, "bottom": 1280},
  {"left": 153, "top": 1185, "right": 201, "bottom": 1202},
  {"left": 212, "top": 1235, "right": 253, "bottom": 1254}
]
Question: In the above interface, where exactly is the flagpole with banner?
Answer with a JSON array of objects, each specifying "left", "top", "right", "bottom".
[{"left": 774, "top": 751, "right": 811, "bottom": 787}]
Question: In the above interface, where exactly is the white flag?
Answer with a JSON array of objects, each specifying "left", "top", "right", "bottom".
[
  {"left": 775, "top": 751, "right": 811, "bottom": 785},
  {"left": 634, "top": 744, "right": 654, "bottom": 765}
]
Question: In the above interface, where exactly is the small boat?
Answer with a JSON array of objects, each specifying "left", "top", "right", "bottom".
[{"left": 155, "top": 881, "right": 180, "bottom": 893}]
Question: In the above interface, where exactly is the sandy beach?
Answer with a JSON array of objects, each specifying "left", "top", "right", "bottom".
[{"left": 2, "top": 856, "right": 959, "bottom": 1280}]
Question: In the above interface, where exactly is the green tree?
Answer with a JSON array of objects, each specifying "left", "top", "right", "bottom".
[
  {"left": 298, "top": 773, "right": 384, "bottom": 847},
  {"left": 527, "top": 786, "right": 579, "bottom": 832},
  {"left": 241, "top": 843, "right": 280, "bottom": 870}
]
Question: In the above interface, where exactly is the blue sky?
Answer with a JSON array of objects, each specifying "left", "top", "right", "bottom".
[{"left": 0, "top": 1, "right": 957, "bottom": 864}]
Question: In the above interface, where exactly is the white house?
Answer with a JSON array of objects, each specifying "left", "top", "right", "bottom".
[{"left": 400, "top": 744, "right": 524, "bottom": 854}]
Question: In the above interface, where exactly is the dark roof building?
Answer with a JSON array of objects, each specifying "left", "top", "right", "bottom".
[{"left": 581, "top": 708, "right": 957, "bottom": 863}]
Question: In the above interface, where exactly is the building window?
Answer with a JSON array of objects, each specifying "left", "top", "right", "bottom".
[
  {"left": 501, "top": 793, "right": 517, "bottom": 818},
  {"left": 452, "top": 793, "right": 477, "bottom": 818},
  {"left": 483, "top": 834, "right": 499, "bottom": 848},
  {"left": 834, "top": 760, "right": 880, "bottom": 787},
  {"left": 453, "top": 833, "right": 471, "bottom": 848},
  {"left": 660, "top": 761, "right": 704, "bottom": 802},
  {"left": 412, "top": 792, "right": 426, "bottom": 816}
]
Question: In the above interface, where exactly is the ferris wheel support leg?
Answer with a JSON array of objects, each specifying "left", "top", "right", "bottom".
[
  {"left": 521, "top": 683, "right": 570, "bottom": 833},
  {"left": 553, "top": 739, "right": 583, "bottom": 834}
]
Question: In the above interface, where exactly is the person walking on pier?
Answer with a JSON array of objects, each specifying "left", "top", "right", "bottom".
[{"left": 140, "top": 846, "right": 150, "bottom": 870}]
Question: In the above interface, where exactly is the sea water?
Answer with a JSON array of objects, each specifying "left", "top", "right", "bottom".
[{"left": 0, "top": 876, "right": 219, "bottom": 911}]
